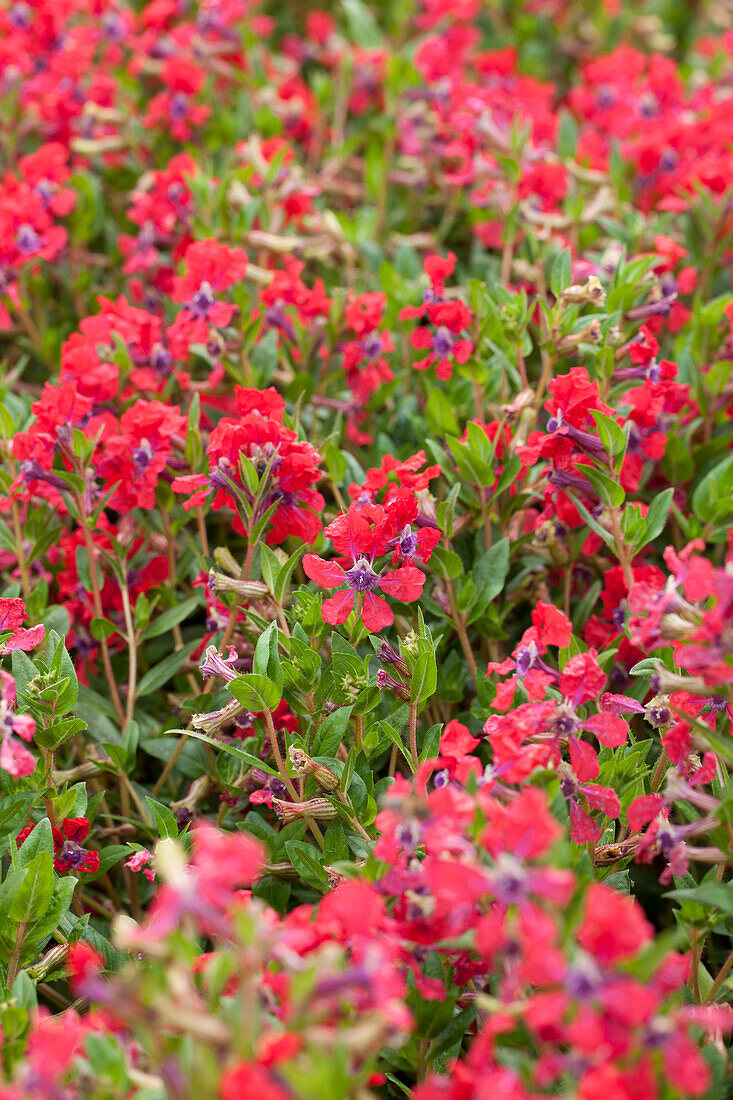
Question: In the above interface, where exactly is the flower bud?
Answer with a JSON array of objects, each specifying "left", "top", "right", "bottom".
[
  {"left": 378, "top": 640, "right": 411, "bottom": 679},
  {"left": 288, "top": 745, "right": 340, "bottom": 791},
  {"left": 170, "top": 776, "right": 211, "bottom": 814},
  {"left": 271, "top": 797, "right": 338, "bottom": 822},
  {"left": 26, "top": 943, "right": 69, "bottom": 981},
  {"left": 562, "top": 275, "right": 606, "bottom": 306},
  {"left": 207, "top": 570, "right": 268, "bottom": 598},
  {"left": 191, "top": 697, "right": 244, "bottom": 735},
  {"left": 199, "top": 644, "right": 239, "bottom": 683},
  {"left": 376, "top": 669, "right": 411, "bottom": 702},
  {"left": 556, "top": 321, "right": 602, "bottom": 353},
  {"left": 213, "top": 547, "right": 241, "bottom": 576}
]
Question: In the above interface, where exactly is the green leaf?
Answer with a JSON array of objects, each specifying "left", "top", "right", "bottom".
[
  {"left": 135, "top": 638, "right": 201, "bottom": 697},
  {"left": 692, "top": 454, "right": 733, "bottom": 524},
  {"left": 90, "top": 616, "right": 117, "bottom": 641},
  {"left": 430, "top": 546, "right": 464, "bottom": 579},
  {"left": 637, "top": 487, "right": 673, "bottom": 550},
  {"left": 229, "top": 672, "right": 281, "bottom": 712},
  {"left": 576, "top": 463, "right": 625, "bottom": 509},
  {"left": 141, "top": 597, "right": 200, "bottom": 640},
  {"left": 9, "top": 851, "right": 54, "bottom": 923},
  {"left": 284, "top": 839, "right": 328, "bottom": 890},
  {"left": 253, "top": 621, "right": 282, "bottom": 692},
  {"left": 565, "top": 493, "right": 615, "bottom": 550},
  {"left": 549, "top": 246, "right": 572, "bottom": 298},
  {"left": 429, "top": 1005, "right": 477, "bottom": 1065},
  {"left": 425, "top": 388, "right": 460, "bottom": 436},
  {"left": 411, "top": 649, "right": 437, "bottom": 706},
  {"left": 341, "top": 0, "right": 381, "bottom": 48},
  {"left": 590, "top": 410, "right": 625, "bottom": 458},
  {"left": 17, "top": 818, "right": 54, "bottom": 866},
  {"left": 26, "top": 876, "right": 76, "bottom": 942},
  {"left": 666, "top": 882, "right": 733, "bottom": 916},
  {"left": 313, "top": 706, "right": 353, "bottom": 756},
  {"left": 468, "top": 538, "right": 510, "bottom": 622},
  {"left": 557, "top": 111, "right": 579, "bottom": 161},
  {"left": 0, "top": 796, "right": 36, "bottom": 840},
  {"left": 259, "top": 545, "right": 281, "bottom": 593},
  {"left": 378, "top": 721, "right": 411, "bottom": 767},
  {"left": 322, "top": 822, "right": 349, "bottom": 864},
  {"left": 273, "top": 545, "right": 306, "bottom": 606},
  {"left": 145, "top": 797, "right": 179, "bottom": 839},
  {"left": 179, "top": 728, "right": 278, "bottom": 776}
]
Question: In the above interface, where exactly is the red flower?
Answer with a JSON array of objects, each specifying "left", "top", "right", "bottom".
[
  {"left": 66, "top": 942, "right": 104, "bottom": 996},
  {"left": 577, "top": 882, "right": 653, "bottom": 965},
  {"left": 1, "top": 669, "right": 36, "bottom": 777},
  {"left": 172, "top": 387, "right": 324, "bottom": 544},
  {"left": 19, "top": 817, "right": 100, "bottom": 874},
  {"left": 0, "top": 598, "right": 45, "bottom": 654},
  {"left": 167, "top": 239, "right": 248, "bottom": 358},
  {"left": 101, "top": 399, "right": 187, "bottom": 511},
  {"left": 304, "top": 502, "right": 426, "bottom": 631},
  {"left": 220, "top": 1062, "right": 290, "bottom": 1100}
]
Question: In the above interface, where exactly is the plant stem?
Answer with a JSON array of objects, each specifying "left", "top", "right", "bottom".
[
  {"left": 609, "top": 505, "right": 634, "bottom": 593},
  {"left": 120, "top": 581, "right": 137, "bottom": 732},
  {"left": 650, "top": 749, "right": 668, "bottom": 792},
  {"left": 42, "top": 750, "right": 57, "bottom": 829},
  {"left": 9, "top": 498, "right": 31, "bottom": 601},
  {"left": 444, "top": 577, "right": 477, "bottom": 683},
  {"left": 7, "top": 921, "right": 28, "bottom": 988},
  {"left": 75, "top": 502, "right": 125, "bottom": 725},
  {"left": 195, "top": 506, "right": 209, "bottom": 557},
  {"left": 706, "top": 944, "right": 733, "bottom": 1001},
  {"left": 263, "top": 707, "right": 323, "bottom": 848},
  {"left": 408, "top": 702, "right": 419, "bottom": 771}
]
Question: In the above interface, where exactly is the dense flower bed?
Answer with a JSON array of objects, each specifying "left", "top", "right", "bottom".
[{"left": 1, "top": 1, "right": 733, "bottom": 1097}]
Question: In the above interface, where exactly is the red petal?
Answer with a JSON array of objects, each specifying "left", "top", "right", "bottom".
[
  {"left": 569, "top": 801, "right": 600, "bottom": 844},
  {"left": 303, "top": 554, "right": 347, "bottom": 589},
  {"left": 321, "top": 589, "right": 355, "bottom": 625},
  {"left": 361, "top": 592, "right": 393, "bottom": 632},
  {"left": 627, "top": 794, "right": 666, "bottom": 832},
  {"left": 583, "top": 713, "right": 629, "bottom": 747},
  {"left": 569, "top": 737, "right": 599, "bottom": 782},
  {"left": 583, "top": 784, "right": 620, "bottom": 817},
  {"left": 378, "top": 563, "right": 425, "bottom": 602}
]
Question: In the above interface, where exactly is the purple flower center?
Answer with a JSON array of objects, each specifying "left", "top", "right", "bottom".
[
  {"left": 169, "top": 93, "right": 190, "bottom": 122},
  {"left": 8, "top": 3, "right": 31, "bottom": 29},
  {"left": 151, "top": 343, "right": 172, "bottom": 374},
  {"left": 16, "top": 223, "right": 41, "bottom": 255},
  {"left": 432, "top": 326, "right": 453, "bottom": 358},
  {"left": 399, "top": 528, "right": 418, "bottom": 558},
  {"left": 515, "top": 643, "right": 537, "bottom": 678},
  {"left": 491, "top": 855, "right": 527, "bottom": 905},
  {"left": 565, "top": 958, "right": 601, "bottom": 1000},
  {"left": 361, "top": 332, "right": 382, "bottom": 359},
  {"left": 102, "top": 11, "right": 125, "bottom": 39},
  {"left": 346, "top": 556, "right": 379, "bottom": 592},
  {"left": 133, "top": 440, "right": 154, "bottom": 472},
  {"left": 58, "top": 841, "right": 88, "bottom": 869},
  {"left": 190, "top": 282, "right": 215, "bottom": 318}
]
